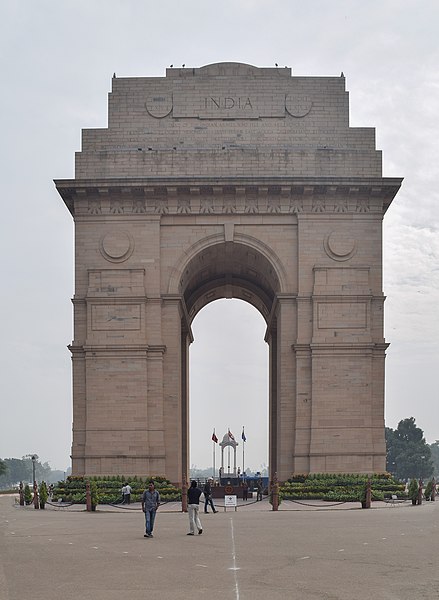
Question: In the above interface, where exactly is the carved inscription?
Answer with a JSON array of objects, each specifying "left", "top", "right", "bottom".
[
  {"left": 172, "top": 92, "right": 285, "bottom": 119},
  {"left": 204, "top": 96, "right": 253, "bottom": 110},
  {"left": 91, "top": 304, "right": 141, "bottom": 331}
]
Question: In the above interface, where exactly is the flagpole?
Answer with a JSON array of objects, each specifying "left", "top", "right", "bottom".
[
  {"left": 213, "top": 436, "right": 215, "bottom": 479},
  {"left": 212, "top": 428, "right": 216, "bottom": 480},
  {"left": 242, "top": 427, "right": 245, "bottom": 477}
]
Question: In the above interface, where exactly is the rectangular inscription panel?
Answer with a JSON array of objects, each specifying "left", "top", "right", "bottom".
[
  {"left": 173, "top": 91, "right": 286, "bottom": 119},
  {"left": 87, "top": 270, "right": 145, "bottom": 296},
  {"left": 318, "top": 302, "right": 367, "bottom": 329},
  {"left": 91, "top": 304, "right": 141, "bottom": 331}
]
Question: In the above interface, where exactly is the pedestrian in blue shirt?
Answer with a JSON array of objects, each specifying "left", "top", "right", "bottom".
[{"left": 142, "top": 481, "right": 160, "bottom": 538}]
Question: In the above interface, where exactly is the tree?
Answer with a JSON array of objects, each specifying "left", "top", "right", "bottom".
[
  {"left": 39, "top": 481, "right": 48, "bottom": 509},
  {"left": 0, "top": 458, "right": 31, "bottom": 487},
  {"left": 0, "top": 459, "right": 6, "bottom": 477},
  {"left": 429, "top": 441, "right": 439, "bottom": 478},
  {"left": 386, "top": 418, "right": 433, "bottom": 480},
  {"left": 0, "top": 456, "right": 61, "bottom": 489}
]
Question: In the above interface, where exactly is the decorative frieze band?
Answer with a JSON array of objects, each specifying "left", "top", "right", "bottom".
[{"left": 57, "top": 182, "right": 400, "bottom": 217}]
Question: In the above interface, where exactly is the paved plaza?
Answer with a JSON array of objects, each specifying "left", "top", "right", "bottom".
[{"left": 1, "top": 495, "right": 438, "bottom": 599}]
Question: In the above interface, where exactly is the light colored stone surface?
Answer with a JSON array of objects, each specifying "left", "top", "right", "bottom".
[
  {"left": 56, "top": 62, "right": 402, "bottom": 483},
  {"left": 2, "top": 496, "right": 438, "bottom": 600}
]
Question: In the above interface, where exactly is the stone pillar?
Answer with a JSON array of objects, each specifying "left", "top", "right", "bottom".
[
  {"left": 162, "top": 296, "right": 186, "bottom": 485},
  {"left": 267, "top": 319, "right": 278, "bottom": 478},
  {"left": 274, "top": 296, "right": 297, "bottom": 481}
]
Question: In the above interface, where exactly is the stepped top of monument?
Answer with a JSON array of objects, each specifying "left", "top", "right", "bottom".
[
  {"left": 165, "top": 62, "right": 292, "bottom": 78},
  {"left": 74, "top": 62, "right": 384, "bottom": 180}
]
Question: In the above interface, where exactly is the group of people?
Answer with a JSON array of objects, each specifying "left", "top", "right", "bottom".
[
  {"left": 121, "top": 482, "right": 132, "bottom": 504},
  {"left": 140, "top": 477, "right": 265, "bottom": 538},
  {"left": 140, "top": 478, "right": 218, "bottom": 538}
]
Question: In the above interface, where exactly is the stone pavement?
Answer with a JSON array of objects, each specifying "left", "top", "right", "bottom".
[{"left": 1, "top": 495, "right": 438, "bottom": 599}]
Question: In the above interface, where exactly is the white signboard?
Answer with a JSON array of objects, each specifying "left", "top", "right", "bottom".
[{"left": 224, "top": 495, "right": 237, "bottom": 507}]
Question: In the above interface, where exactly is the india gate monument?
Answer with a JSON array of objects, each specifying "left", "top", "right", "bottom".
[{"left": 55, "top": 63, "right": 401, "bottom": 484}]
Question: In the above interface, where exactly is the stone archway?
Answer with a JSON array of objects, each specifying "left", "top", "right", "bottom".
[
  {"left": 56, "top": 62, "right": 402, "bottom": 484},
  {"left": 172, "top": 238, "right": 284, "bottom": 481}
]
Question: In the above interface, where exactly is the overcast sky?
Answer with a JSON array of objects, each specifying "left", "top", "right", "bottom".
[{"left": 1, "top": 1, "right": 438, "bottom": 472}]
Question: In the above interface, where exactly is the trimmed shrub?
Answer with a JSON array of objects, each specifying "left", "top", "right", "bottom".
[{"left": 281, "top": 473, "right": 405, "bottom": 503}]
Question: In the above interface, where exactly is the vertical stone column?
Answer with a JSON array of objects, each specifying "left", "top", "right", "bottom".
[
  {"left": 273, "top": 296, "right": 297, "bottom": 482},
  {"left": 266, "top": 320, "right": 278, "bottom": 478},
  {"left": 69, "top": 345, "right": 86, "bottom": 475},
  {"left": 292, "top": 343, "right": 312, "bottom": 474},
  {"left": 162, "top": 296, "right": 186, "bottom": 485}
]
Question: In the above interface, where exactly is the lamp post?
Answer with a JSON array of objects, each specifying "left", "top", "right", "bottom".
[{"left": 31, "top": 455, "right": 37, "bottom": 485}]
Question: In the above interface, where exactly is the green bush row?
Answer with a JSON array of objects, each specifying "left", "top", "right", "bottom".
[
  {"left": 52, "top": 491, "right": 181, "bottom": 504},
  {"left": 56, "top": 483, "right": 178, "bottom": 494},
  {"left": 52, "top": 475, "right": 181, "bottom": 504},
  {"left": 288, "top": 472, "right": 395, "bottom": 484},
  {"left": 281, "top": 483, "right": 405, "bottom": 494},
  {"left": 66, "top": 475, "right": 170, "bottom": 484},
  {"left": 280, "top": 472, "right": 405, "bottom": 502}
]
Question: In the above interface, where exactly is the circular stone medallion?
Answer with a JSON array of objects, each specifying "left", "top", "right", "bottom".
[
  {"left": 100, "top": 231, "right": 134, "bottom": 262},
  {"left": 285, "top": 94, "right": 313, "bottom": 118},
  {"left": 145, "top": 94, "right": 173, "bottom": 118},
  {"left": 324, "top": 230, "right": 357, "bottom": 261}
]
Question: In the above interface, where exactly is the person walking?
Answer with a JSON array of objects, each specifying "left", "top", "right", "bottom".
[
  {"left": 187, "top": 480, "right": 203, "bottom": 535},
  {"left": 242, "top": 480, "right": 249, "bottom": 501},
  {"left": 122, "top": 482, "right": 132, "bottom": 504},
  {"left": 142, "top": 481, "right": 160, "bottom": 538},
  {"left": 256, "top": 478, "right": 263, "bottom": 501},
  {"left": 203, "top": 478, "right": 217, "bottom": 513}
]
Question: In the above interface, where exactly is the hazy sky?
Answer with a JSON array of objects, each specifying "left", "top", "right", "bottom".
[{"left": 1, "top": 1, "right": 438, "bottom": 472}]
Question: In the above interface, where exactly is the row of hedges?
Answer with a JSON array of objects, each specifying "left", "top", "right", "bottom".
[
  {"left": 288, "top": 472, "right": 395, "bottom": 483},
  {"left": 52, "top": 476, "right": 181, "bottom": 504},
  {"left": 280, "top": 473, "right": 406, "bottom": 502}
]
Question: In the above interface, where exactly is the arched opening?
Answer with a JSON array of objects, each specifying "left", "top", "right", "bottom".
[
  {"left": 189, "top": 298, "right": 269, "bottom": 478},
  {"left": 176, "top": 239, "right": 283, "bottom": 482}
]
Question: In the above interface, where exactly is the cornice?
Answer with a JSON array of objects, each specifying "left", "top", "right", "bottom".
[{"left": 55, "top": 176, "right": 402, "bottom": 217}]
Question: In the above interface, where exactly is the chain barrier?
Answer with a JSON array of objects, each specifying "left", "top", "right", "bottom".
[
  {"left": 371, "top": 491, "right": 409, "bottom": 505},
  {"left": 45, "top": 494, "right": 87, "bottom": 508},
  {"left": 214, "top": 496, "right": 269, "bottom": 508},
  {"left": 282, "top": 498, "right": 349, "bottom": 508},
  {"left": 104, "top": 497, "right": 182, "bottom": 510}
]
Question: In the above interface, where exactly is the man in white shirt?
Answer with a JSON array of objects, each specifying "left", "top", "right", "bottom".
[{"left": 124, "top": 482, "right": 132, "bottom": 504}]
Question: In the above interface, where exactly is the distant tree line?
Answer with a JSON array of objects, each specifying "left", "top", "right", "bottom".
[
  {"left": 0, "top": 455, "right": 65, "bottom": 489},
  {"left": 189, "top": 465, "right": 268, "bottom": 480},
  {"left": 386, "top": 417, "right": 438, "bottom": 480}
]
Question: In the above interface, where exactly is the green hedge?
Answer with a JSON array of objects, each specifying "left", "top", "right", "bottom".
[
  {"left": 280, "top": 473, "right": 406, "bottom": 502},
  {"left": 52, "top": 476, "right": 181, "bottom": 504}
]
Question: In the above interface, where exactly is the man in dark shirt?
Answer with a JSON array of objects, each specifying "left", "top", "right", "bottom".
[
  {"left": 203, "top": 478, "right": 218, "bottom": 513},
  {"left": 142, "top": 481, "right": 160, "bottom": 538},
  {"left": 187, "top": 480, "right": 203, "bottom": 535}
]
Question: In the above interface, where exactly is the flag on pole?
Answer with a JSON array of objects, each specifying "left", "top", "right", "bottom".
[
  {"left": 241, "top": 427, "right": 246, "bottom": 442},
  {"left": 228, "top": 429, "right": 235, "bottom": 441},
  {"left": 211, "top": 429, "right": 218, "bottom": 443}
]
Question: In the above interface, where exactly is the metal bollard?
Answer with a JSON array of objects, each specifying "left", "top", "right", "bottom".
[
  {"left": 271, "top": 472, "right": 279, "bottom": 511},
  {"left": 362, "top": 478, "right": 371, "bottom": 508},
  {"left": 86, "top": 480, "right": 92, "bottom": 512},
  {"left": 19, "top": 482, "right": 24, "bottom": 506},
  {"left": 33, "top": 481, "right": 39, "bottom": 509},
  {"left": 417, "top": 479, "right": 423, "bottom": 505},
  {"left": 181, "top": 475, "right": 188, "bottom": 513}
]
